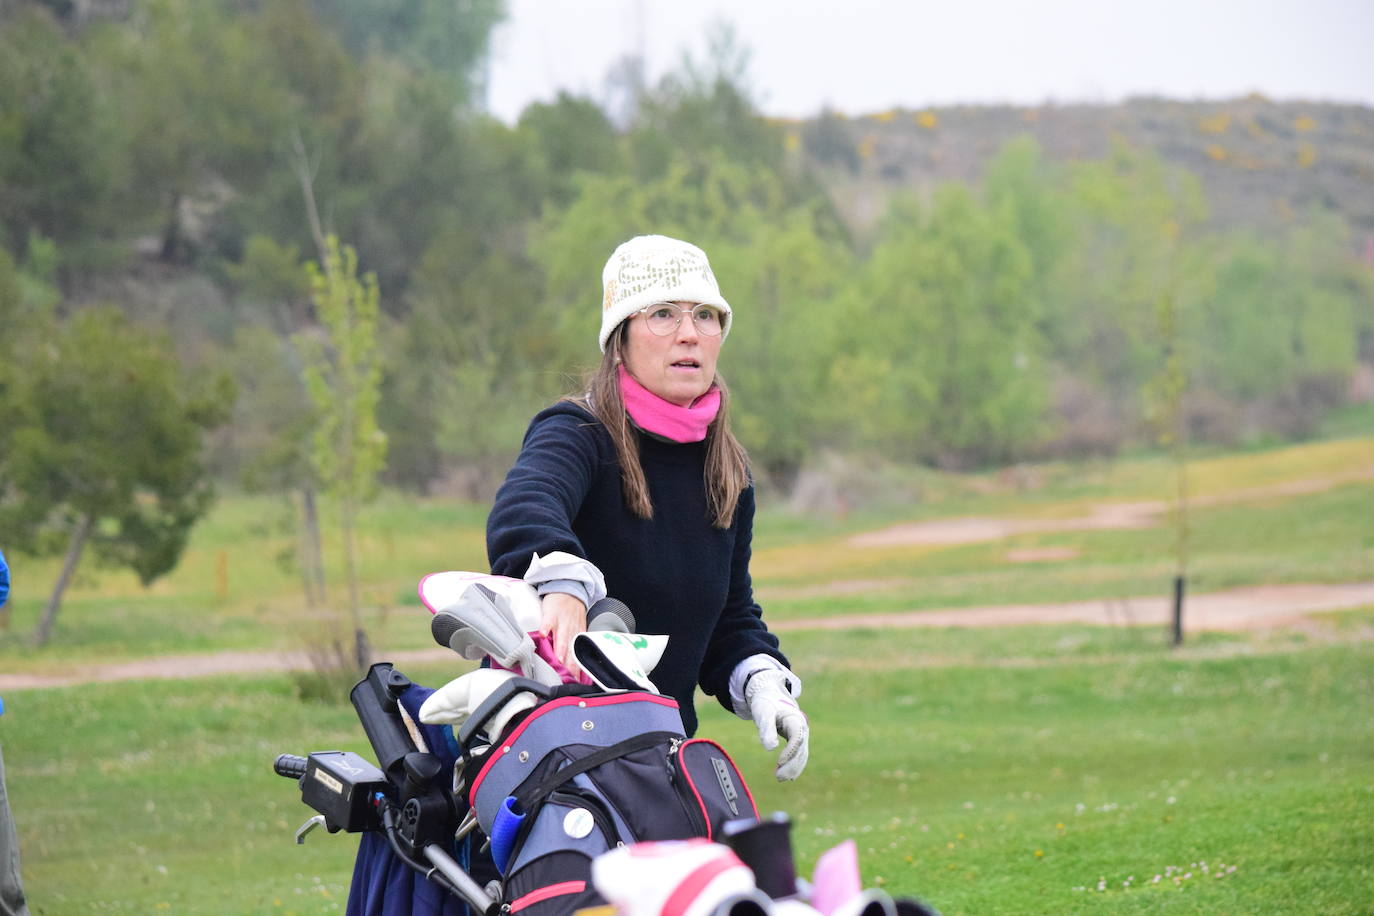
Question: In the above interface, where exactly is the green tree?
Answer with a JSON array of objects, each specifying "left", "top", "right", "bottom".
[
  {"left": 222, "top": 235, "right": 329, "bottom": 605},
  {"left": 299, "top": 236, "right": 387, "bottom": 667},
  {"left": 516, "top": 92, "right": 625, "bottom": 206},
  {"left": 627, "top": 22, "right": 785, "bottom": 180},
  {"left": 387, "top": 226, "right": 547, "bottom": 493},
  {"left": 308, "top": 0, "right": 505, "bottom": 100},
  {"left": 0, "top": 308, "right": 232, "bottom": 645},
  {"left": 0, "top": 9, "right": 126, "bottom": 262},
  {"left": 834, "top": 185, "right": 1047, "bottom": 467},
  {"left": 94, "top": 0, "right": 292, "bottom": 262},
  {"left": 1049, "top": 143, "right": 1209, "bottom": 443}
]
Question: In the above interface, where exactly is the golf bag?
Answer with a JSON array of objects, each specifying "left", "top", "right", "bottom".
[{"left": 459, "top": 677, "right": 758, "bottom": 914}]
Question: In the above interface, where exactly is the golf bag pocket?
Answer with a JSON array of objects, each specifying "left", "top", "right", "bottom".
[
  {"left": 669, "top": 738, "right": 758, "bottom": 839},
  {"left": 502, "top": 856, "right": 597, "bottom": 914},
  {"left": 498, "top": 793, "right": 616, "bottom": 914}
]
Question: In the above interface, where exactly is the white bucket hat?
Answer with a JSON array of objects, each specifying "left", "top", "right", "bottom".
[{"left": 599, "top": 235, "right": 732, "bottom": 351}]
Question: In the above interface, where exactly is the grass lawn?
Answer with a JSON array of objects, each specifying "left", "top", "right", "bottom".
[
  {"left": 0, "top": 435, "right": 1370, "bottom": 912},
  {"left": 0, "top": 436, "right": 1369, "bottom": 668},
  {"left": 4, "top": 618, "right": 1372, "bottom": 914}
]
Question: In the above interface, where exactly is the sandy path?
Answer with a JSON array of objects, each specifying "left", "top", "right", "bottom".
[
  {"left": 2, "top": 582, "right": 1370, "bottom": 690},
  {"left": 848, "top": 466, "right": 1374, "bottom": 547},
  {"left": 770, "top": 581, "right": 1374, "bottom": 632}
]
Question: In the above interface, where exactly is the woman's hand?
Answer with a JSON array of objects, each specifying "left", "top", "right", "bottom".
[{"left": 539, "top": 592, "right": 588, "bottom": 678}]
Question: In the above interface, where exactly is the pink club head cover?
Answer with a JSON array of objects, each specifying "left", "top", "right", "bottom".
[{"left": 809, "top": 840, "right": 861, "bottom": 915}]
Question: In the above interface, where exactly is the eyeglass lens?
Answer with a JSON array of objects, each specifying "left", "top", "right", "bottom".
[{"left": 643, "top": 304, "right": 723, "bottom": 336}]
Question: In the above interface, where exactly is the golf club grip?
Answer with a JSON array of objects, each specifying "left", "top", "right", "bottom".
[{"left": 587, "top": 596, "right": 635, "bottom": 633}]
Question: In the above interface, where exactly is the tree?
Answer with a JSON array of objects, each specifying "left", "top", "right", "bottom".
[
  {"left": 627, "top": 21, "right": 785, "bottom": 180},
  {"left": 516, "top": 92, "right": 625, "bottom": 207},
  {"left": 299, "top": 236, "right": 387, "bottom": 668},
  {"left": 1049, "top": 143, "right": 1209, "bottom": 445},
  {"left": 833, "top": 185, "right": 1047, "bottom": 467},
  {"left": 0, "top": 307, "right": 232, "bottom": 645},
  {"left": 308, "top": 0, "right": 505, "bottom": 101},
  {"left": 0, "top": 8, "right": 126, "bottom": 263}
]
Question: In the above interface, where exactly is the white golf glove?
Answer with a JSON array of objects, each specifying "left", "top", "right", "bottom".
[{"left": 743, "top": 668, "right": 809, "bottom": 781}]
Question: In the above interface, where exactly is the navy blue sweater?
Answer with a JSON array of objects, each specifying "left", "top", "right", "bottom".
[{"left": 486, "top": 401, "right": 786, "bottom": 735}]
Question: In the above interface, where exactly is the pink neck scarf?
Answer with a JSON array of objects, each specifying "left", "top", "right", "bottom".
[{"left": 617, "top": 365, "right": 721, "bottom": 443}]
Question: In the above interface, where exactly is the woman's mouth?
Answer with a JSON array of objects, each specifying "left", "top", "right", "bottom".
[{"left": 670, "top": 359, "right": 700, "bottom": 371}]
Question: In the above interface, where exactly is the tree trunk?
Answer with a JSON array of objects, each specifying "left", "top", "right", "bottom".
[
  {"left": 34, "top": 514, "right": 93, "bottom": 646},
  {"left": 341, "top": 490, "right": 369, "bottom": 670},
  {"left": 160, "top": 190, "right": 183, "bottom": 262},
  {"left": 301, "top": 485, "right": 326, "bottom": 607}
]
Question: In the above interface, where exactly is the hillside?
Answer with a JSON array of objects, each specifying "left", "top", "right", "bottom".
[{"left": 788, "top": 96, "right": 1374, "bottom": 244}]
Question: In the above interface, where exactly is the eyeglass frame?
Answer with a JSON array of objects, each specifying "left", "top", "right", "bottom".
[{"left": 633, "top": 302, "right": 727, "bottom": 337}]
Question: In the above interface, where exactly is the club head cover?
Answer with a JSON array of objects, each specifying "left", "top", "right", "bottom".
[
  {"left": 519, "top": 632, "right": 590, "bottom": 687},
  {"left": 441, "top": 583, "right": 535, "bottom": 666},
  {"left": 417, "top": 668, "right": 538, "bottom": 739},
  {"left": 591, "top": 839, "right": 759, "bottom": 916},
  {"left": 809, "top": 840, "right": 861, "bottom": 915},
  {"left": 573, "top": 631, "right": 661, "bottom": 692},
  {"left": 418, "top": 571, "right": 542, "bottom": 632}
]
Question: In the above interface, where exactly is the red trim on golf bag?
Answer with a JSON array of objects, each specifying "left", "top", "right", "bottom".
[
  {"left": 672, "top": 739, "right": 759, "bottom": 839},
  {"left": 508, "top": 880, "right": 586, "bottom": 912},
  {"left": 469, "top": 692, "right": 681, "bottom": 799}
]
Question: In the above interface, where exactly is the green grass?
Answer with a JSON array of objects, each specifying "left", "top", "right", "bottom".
[
  {"left": 752, "top": 480, "right": 1374, "bottom": 619},
  {"left": 4, "top": 623, "right": 1371, "bottom": 913},
  {"left": 1, "top": 436, "right": 1370, "bottom": 668},
  {"left": 1, "top": 435, "right": 1371, "bottom": 910}
]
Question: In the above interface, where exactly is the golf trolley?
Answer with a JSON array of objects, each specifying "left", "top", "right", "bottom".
[
  {"left": 274, "top": 661, "right": 498, "bottom": 912},
  {"left": 274, "top": 575, "right": 939, "bottom": 916}
]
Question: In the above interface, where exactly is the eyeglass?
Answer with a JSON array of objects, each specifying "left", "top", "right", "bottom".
[{"left": 636, "top": 303, "right": 725, "bottom": 337}]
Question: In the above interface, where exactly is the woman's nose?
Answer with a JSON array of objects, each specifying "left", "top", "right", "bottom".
[{"left": 676, "top": 314, "right": 701, "bottom": 342}]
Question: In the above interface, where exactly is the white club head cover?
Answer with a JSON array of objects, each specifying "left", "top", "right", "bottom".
[
  {"left": 591, "top": 839, "right": 760, "bottom": 916},
  {"left": 572, "top": 631, "right": 669, "bottom": 692},
  {"left": 417, "top": 668, "right": 538, "bottom": 739},
  {"left": 417, "top": 571, "right": 542, "bottom": 632},
  {"left": 744, "top": 669, "right": 810, "bottom": 782}
]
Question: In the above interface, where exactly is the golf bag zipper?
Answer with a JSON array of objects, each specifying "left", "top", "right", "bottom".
[{"left": 666, "top": 743, "right": 709, "bottom": 836}]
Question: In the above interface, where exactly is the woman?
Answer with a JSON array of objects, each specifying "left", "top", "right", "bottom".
[{"left": 486, "top": 234, "right": 808, "bottom": 781}]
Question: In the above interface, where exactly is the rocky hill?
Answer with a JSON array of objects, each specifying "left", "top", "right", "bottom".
[{"left": 784, "top": 96, "right": 1374, "bottom": 247}]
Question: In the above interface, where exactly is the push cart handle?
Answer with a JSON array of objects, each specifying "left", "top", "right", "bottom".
[{"left": 274, "top": 754, "right": 308, "bottom": 779}]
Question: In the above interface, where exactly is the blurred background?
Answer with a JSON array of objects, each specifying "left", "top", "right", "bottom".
[
  {"left": 1, "top": 1, "right": 1373, "bottom": 912},
  {"left": 2, "top": 0, "right": 1371, "bottom": 618}
]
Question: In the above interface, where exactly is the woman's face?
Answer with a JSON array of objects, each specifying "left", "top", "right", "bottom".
[{"left": 621, "top": 301, "right": 723, "bottom": 406}]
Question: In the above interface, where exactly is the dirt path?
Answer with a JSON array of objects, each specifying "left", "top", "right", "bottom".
[
  {"left": 848, "top": 466, "right": 1374, "bottom": 548},
  {"left": 2, "top": 581, "right": 1370, "bottom": 690}
]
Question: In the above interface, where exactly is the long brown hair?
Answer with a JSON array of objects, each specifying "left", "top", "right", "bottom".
[{"left": 566, "top": 323, "right": 749, "bottom": 528}]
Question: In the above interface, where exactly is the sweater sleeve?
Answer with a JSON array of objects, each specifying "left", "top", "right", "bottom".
[
  {"left": 486, "top": 408, "right": 603, "bottom": 580},
  {"left": 698, "top": 485, "right": 788, "bottom": 709}
]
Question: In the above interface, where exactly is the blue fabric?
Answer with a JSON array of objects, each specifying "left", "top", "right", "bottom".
[
  {"left": 486, "top": 401, "right": 786, "bottom": 737},
  {"left": 0, "top": 547, "right": 9, "bottom": 609},
  {"left": 345, "top": 680, "right": 490, "bottom": 916}
]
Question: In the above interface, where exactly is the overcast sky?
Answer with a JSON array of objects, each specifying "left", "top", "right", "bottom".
[{"left": 485, "top": 0, "right": 1374, "bottom": 123}]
